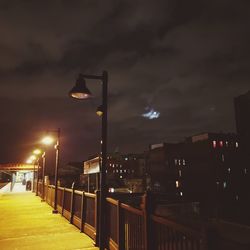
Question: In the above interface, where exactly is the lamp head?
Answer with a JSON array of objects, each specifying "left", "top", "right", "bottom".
[{"left": 69, "top": 74, "right": 92, "bottom": 99}]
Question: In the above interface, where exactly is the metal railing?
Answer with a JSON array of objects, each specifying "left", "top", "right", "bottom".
[{"left": 37, "top": 182, "right": 207, "bottom": 250}]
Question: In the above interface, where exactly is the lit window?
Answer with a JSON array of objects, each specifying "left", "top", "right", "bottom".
[
  {"left": 180, "top": 191, "right": 183, "bottom": 196},
  {"left": 225, "top": 141, "right": 229, "bottom": 147},
  {"left": 236, "top": 142, "right": 239, "bottom": 148},
  {"left": 179, "top": 170, "right": 182, "bottom": 177},
  {"left": 223, "top": 182, "right": 227, "bottom": 188},
  {"left": 216, "top": 181, "right": 219, "bottom": 185},
  {"left": 116, "top": 170, "right": 119, "bottom": 173},
  {"left": 125, "top": 157, "right": 128, "bottom": 161},
  {"left": 178, "top": 159, "right": 181, "bottom": 165},
  {"left": 244, "top": 168, "right": 247, "bottom": 174},
  {"left": 221, "top": 154, "right": 225, "bottom": 162},
  {"left": 228, "top": 168, "right": 231, "bottom": 173},
  {"left": 120, "top": 170, "right": 122, "bottom": 173},
  {"left": 219, "top": 141, "right": 223, "bottom": 147},
  {"left": 176, "top": 181, "right": 179, "bottom": 188},
  {"left": 174, "top": 159, "right": 178, "bottom": 165},
  {"left": 124, "top": 169, "right": 126, "bottom": 173},
  {"left": 213, "top": 141, "right": 216, "bottom": 148},
  {"left": 105, "top": 170, "right": 108, "bottom": 173},
  {"left": 120, "top": 175, "right": 123, "bottom": 179},
  {"left": 183, "top": 159, "right": 186, "bottom": 166}
]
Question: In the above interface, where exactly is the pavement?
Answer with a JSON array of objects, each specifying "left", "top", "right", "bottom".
[{"left": 0, "top": 191, "right": 98, "bottom": 250}]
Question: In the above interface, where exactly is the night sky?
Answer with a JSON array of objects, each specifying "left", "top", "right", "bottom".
[{"left": 0, "top": 0, "right": 249, "bottom": 165}]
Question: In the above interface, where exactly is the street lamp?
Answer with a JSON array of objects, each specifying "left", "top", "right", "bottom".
[
  {"left": 69, "top": 71, "right": 108, "bottom": 250},
  {"left": 41, "top": 129, "right": 60, "bottom": 213}
]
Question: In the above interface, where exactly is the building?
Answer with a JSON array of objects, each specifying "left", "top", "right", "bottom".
[
  {"left": 147, "top": 132, "right": 247, "bottom": 220},
  {"left": 184, "top": 132, "right": 242, "bottom": 218},
  {"left": 146, "top": 142, "right": 187, "bottom": 197},
  {"left": 234, "top": 90, "right": 250, "bottom": 145},
  {"left": 82, "top": 152, "right": 146, "bottom": 193},
  {"left": 106, "top": 152, "right": 146, "bottom": 192}
]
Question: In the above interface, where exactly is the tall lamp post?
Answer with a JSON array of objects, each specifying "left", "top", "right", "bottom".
[
  {"left": 41, "top": 128, "right": 61, "bottom": 213},
  {"left": 69, "top": 71, "right": 108, "bottom": 250}
]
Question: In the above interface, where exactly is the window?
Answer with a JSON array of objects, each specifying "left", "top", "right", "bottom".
[
  {"left": 183, "top": 159, "right": 186, "bottom": 166},
  {"left": 226, "top": 141, "right": 229, "bottom": 147},
  {"left": 178, "top": 159, "right": 181, "bottom": 165},
  {"left": 236, "top": 142, "right": 239, "bottom": 148},
  {"left": 228, "top": 168, "right": 231, "bottom": 173},
  {"left": 219, "top": 141, "right": 223, "bottom": 147},
  {"left": 176, "top": 181, "right": 179, "bottom": 188},
  {"left": 179, "top": 170, "right": 182, "bottom": 177},
  {"left": 213, "top": 141, "right": 216, "bottom": 148},
  {"left": 223, "top": 182, "right": 227, "bottom": 188},
  {"left": 174, "top": 159, "right": 178, "bottom": 165},
  {"left": 221, "top": 154, "right": 225, "bottom": 162},
  {"left": 180, "top": 191, "right": 183, "bottom": 196},
  {"left": 244, "top": 168, "right": 247, "bottom": 174}
]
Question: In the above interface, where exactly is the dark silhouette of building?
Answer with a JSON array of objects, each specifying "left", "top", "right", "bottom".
[
  {"left": 147, "top": 132, "right": 248, "bottom": 222},
  {"left": 147, "top": 142, "right": 188, "bottom": 199},
  {"left": 234, "top": 90, "right": 250, "bottom": 144}
]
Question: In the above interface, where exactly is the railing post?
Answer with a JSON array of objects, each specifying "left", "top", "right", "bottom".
[
  {"left": 118, "top": 200, "right": 125, "bottom": 250},
  {"left": 201, "top": 226, "right": 208, "bottom": 250},
  {"left": 80, "top": 191, "right": 85, "bottom": 232},
  {"left": 142, "top": 190, "right": 153, "bottom": 250},
  {"left": 70, "top": 182, "right": 75, "bottom": 224},
  {"left": 95, "top": 190, "right": 100, "bottom": 247},
  {"left": 62, "top": 187, "right": 65, "bottom": 216}
]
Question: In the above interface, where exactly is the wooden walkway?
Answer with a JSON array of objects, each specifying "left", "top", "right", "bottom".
[{"left": 0, "top": 191, "right": 98, "bottom": 250}]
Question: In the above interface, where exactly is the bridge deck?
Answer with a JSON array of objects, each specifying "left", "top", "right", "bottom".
[{"left": 0, "top": 191, "right": 98, "bottom": 250}]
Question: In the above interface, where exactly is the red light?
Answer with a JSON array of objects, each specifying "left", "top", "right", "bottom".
[{"left": 219, "top": 141, "right": 223, "bottom": 147}]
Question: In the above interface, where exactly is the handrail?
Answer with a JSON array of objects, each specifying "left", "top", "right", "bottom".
[
  {"left": 74, "top": 190, "right": 83, "bottom": 195},
  {"left": 64, "top": 187, "right": 73, "bottom": 192},
  {"left": 121, "top": 203, "right": 143, "bottom": 216},
  {"left": 106, "top": 197, "right": 119, "bottom": 206},
  {"left": 84, "top": 192, "right": 96, "bottom": 198}
]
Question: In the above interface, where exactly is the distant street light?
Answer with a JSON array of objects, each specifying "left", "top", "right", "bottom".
[
  {"left": 69, "top": 71, "right": 108, "bottom": 250},
  {"left": 41, "top": 129, "right": 61, "bottom": 213}
]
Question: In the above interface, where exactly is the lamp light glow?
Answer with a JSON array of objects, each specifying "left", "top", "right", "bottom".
[
  {"left": 41, "top": 136, "right": 54, "bottom": 145},
  {"left": 33, "top": 149, "right": 42, "bottom": 155}
]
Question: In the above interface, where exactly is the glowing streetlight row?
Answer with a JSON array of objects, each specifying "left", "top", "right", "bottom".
[{"left": 25, "top": 135, "right": 56, "bottom": 164}]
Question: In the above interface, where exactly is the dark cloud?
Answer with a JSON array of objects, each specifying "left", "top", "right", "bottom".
[{"left": 0, "top": 0, "right": 250, "bottom": 164}]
